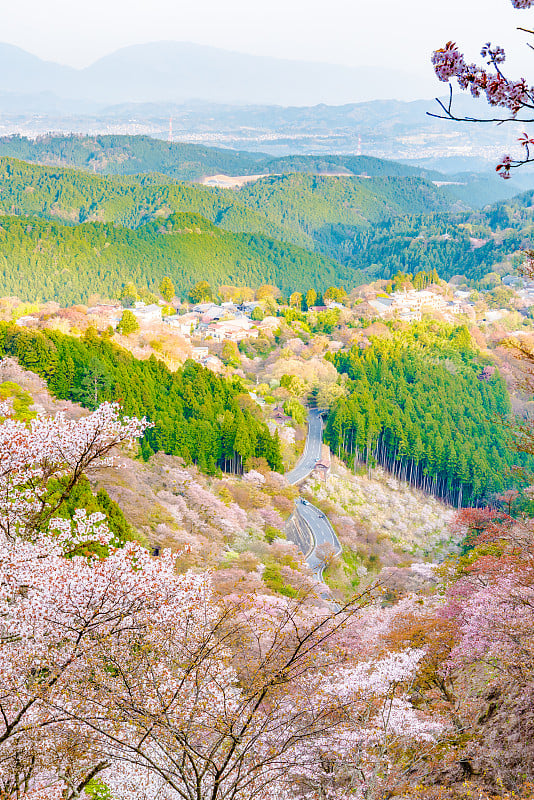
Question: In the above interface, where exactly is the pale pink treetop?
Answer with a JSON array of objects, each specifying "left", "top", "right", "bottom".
[{"left": 0, "top": 401, "right": 147, "bottom": 540}]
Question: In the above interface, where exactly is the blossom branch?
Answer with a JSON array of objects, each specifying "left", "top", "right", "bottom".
[{"left": 430, "top": 0, "right": 534, "bottom": 177}]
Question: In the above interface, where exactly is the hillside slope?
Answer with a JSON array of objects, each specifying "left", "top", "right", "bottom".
[
  {"left": 0, "top": 135, "right": 523, "bottom": 209},
  {"left": 0, "top": 213, "right": 348, "bottom": 302},
  {"left": 0, "top": 156, "right": 459, "bottom": 253},
  {"left": 346, "top": 194, "right": 534, "bottom": 282},
  {"left": 0, "top": 156, "right": 532, "bottom": 291},
  {"left": 0, "top": 135, "right": 266, "bottom": 181}
]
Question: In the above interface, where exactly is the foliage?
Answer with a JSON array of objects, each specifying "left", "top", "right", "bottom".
[
  {"left": 324, "top": 286, "right": 347, "bottom": 303},
  {"left": 116, "top": 310, "right": 139, "bottom": 335},
  {"left": 158, "top": 275, "right": 175, "bottom": 302},
  {"left": 313, "top": 308, "right": 340, "bottom": 334},
  {"left": 386, "top": 506, "right": 534, "bottom": 792},
  {"left": 221, "top": 340, "right": 240, "bottom": 367},
  {"left": 137, "top": 285, "right": 159, "bottom": 305},
  {"left": 119, "top": 282, "right": 138, "bottom": 307},
  {"left": 325, "top": 322, "right": 528, "bottom": 504},
  {"left": 188, "top": 280, "right": 214, "bottom": 304},
  {"left": 250, "top": 305, "right": 264, "bottom": 321},
  {"left": 264, "top": 524, "right": 285, "bottom": 543},
  {"left": 53, "top": 475, "right": 136, "bottom": 546},
  {"left": 0, "top": 401, "right": 445, "bottom": 800},
  {"left": 280, "top": 373, "right": 309, "bottom": 398},
  {"left": 385, "top": 268, "right": 441, "bottom": 293},
  {"left": 0, "top": 211, "right": 346, "bottom": 304},
  {"left": 283, "top": 398, "right": 307, "bottom": 425},
  {"left": 0, "top": 157, "right": 531, "bottom": 295},
  {"left": 0, "top": 399, "right": 146, "bottom": 541},
  {"left": 0, "top": 380, "right": 35, "bottom": 420},
  {"left": 0, "top": 135, "right": 443, "bottom": 182},
  {"left": 256, "top": 284, "right": 280, "bottom": 301},
  {"left": 305, "top": 288, "right": 317, "bottom": 309},
  {"left": 0, "top": 156, "right": 452, "bottom": 244},
  {"left": 289, "top": 291, "right": 302, "bottom": 309},
  {"left": 261, "top": 561, "right": 299, "bottom": 597},
  {"left": 344, "top": 200, "right": 534, "bottom": 283},
  {"left": 0, "top": 324, "right": 283, "bottom": 475}
]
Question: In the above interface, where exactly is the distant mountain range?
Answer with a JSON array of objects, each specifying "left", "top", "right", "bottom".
[{"left": 0, "top": 41, "right": 437, "bottom": 107}]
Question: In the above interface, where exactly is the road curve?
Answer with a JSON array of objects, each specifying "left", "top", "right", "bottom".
[
  {"left": 295, "top": 498, "right": 341, "bottom": 580},
  {"left": 285, "top": 409, "right": 324, "bottom": 485},
  {"left": 284, "top": 409, "right": 342, "bottom": 581}
]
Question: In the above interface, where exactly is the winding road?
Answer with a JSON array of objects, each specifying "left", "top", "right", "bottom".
[
  {"left": 285, "top": 410, "right": 342, "bottom": 581},
  {"left": 294, "top": 498, "right": 341, "bottom": 581},
  {"left": 285, "top": 408, "right": 324, "bottom": 486}
]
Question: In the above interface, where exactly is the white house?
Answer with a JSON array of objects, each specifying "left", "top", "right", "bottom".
[
  {"left": 206, "top": 317, "right": 258, "bottom": 342},
  {"left": 164, "top": 313, "right": 199, "bottom": 336},
  {"left": 130, "top": 304, "right": 163, "bottom": 325},
  {"left": 369, "top": 290, "right": 453, "bottom": 320},
  {"left": 192, "top": 347, "right": 209, "bottom": 362}
]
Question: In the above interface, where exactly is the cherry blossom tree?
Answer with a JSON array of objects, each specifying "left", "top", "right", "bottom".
[
  {"left": 0, "top": 400, "right": 147, "bottom": 542},
  {"left": 384, "top": 507, "right": 534, "bottom": 790},
  {"left": 2, "top": 538, "right": 442, "bottom": 800},
  {"left": 443, "top": 507, "right": 534, "bottom": 683},
  {"left": 0, "top": 402, "right": 149, "bottom": 800},
  {"left": 431, "top": 0, "right": 534, "bottom": 176},
  {"left": 79, "top": 593, "right": 443, "bottom": 800},
  {"left": 167, "top": 467, "right": 248, "bottom": 536},
  {"left": 0, "top": 400, "right": 444, "bottom": 800}
]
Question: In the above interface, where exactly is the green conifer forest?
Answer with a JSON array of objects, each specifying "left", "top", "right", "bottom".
[
  {"left": 0, "top": 324, "right": 282, "bottom": 474},
  {"left": 325, "top": 322, "right": 528, "bottom": 504}
]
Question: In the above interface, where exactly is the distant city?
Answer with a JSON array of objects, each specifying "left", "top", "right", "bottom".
[{"left": 0, "top": 103, "right": 523, "bottom": 169}]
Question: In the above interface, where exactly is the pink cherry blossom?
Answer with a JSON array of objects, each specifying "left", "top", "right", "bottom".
[
  {"left": 432, "top": 0, "right": 534, "bottom": 176},
  {"left": 0, "top": 403, "right": 445, "bottom": 800}
]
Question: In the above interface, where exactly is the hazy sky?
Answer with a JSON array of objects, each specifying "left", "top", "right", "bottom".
[{"left": 3, "top": 0, "right": 533, "bottom": 81}]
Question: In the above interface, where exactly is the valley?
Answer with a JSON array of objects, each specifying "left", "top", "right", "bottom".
[
  {"left": 0, "top": 136, "right": 532, "bottom": 562},
  {"left": 1, "top": 129, "right": 534, "bottom": 799}
]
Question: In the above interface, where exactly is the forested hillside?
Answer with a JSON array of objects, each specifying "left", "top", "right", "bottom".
[
  {"left": 346, "top": 203, "right": 533, "bottom": 282},
  {"left": 0, "top": 135, "right": 435, "bottom": 181},
  {"left": 0, "top": 323, "right": 282, "bottom": 473},
  {"left": 237, "top": 172, "right": 454, "bottom": 231},
  {"left": 0, "top": 156, "right": 531, "bottom": 298},
  {"left": 0, "top": 133, "right": 524, "bottom": 208},
  {"left": 0, "top": 135, "right": 266, "bottom": 181},
  {"left": 0, "top": 157, "right": 455, "bottom": 244},
  {"left": 0, "top": 213, "right": 347, "bottom": 302},
  {"left": 325, "top": 323, "right": 528, "bottom": 504}
]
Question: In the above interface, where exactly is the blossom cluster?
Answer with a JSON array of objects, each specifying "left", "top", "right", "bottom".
[
  {"left": 163, "top": 466, "right": 248, "bottom": 537},
  {"left": 431, "top": 41, "right": 533, "bottom": 115},
  {"left": 432, "top": 0, "right": 534, "bottom": 177},
  {"left": 0, "top": 401, "right": 148, "bottom": 540}
]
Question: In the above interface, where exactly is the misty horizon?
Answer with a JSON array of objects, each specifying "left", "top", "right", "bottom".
[{"left": 0, "top": 40, "right": 444, "bottom": 106}]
